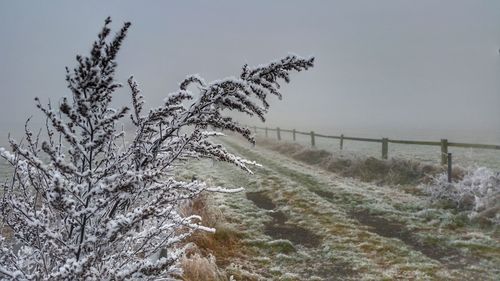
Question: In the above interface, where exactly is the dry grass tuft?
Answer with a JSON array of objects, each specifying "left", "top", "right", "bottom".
[
  {"left": 187, "top": 223, "right": 244, "bottom": 267},
  {"left": 181, "top": 253, "right": 228, "bottom": 281}
]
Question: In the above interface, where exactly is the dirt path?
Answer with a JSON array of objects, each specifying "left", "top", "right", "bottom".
[{"left": 182, "top": 137, "right": 500, "bottom": 280}]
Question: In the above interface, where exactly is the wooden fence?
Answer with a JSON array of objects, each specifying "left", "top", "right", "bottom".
[{"left": 252, "top": 126, "right": 500, "bottom": 165}]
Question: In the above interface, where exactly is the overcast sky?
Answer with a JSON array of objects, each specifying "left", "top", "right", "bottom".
[{"left": 0, "top": 0, "right": 499, "bottom": 143}]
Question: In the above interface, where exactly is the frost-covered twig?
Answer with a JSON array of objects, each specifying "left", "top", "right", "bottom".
[{"left": 0, "top": 17, "right": 313, "bottom": 280}]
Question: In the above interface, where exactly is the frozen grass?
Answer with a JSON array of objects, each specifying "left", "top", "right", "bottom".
[
  {"left": 255, "top": 137, "right": 499, "bottom": 227},
  {"left": 256, "top": 138, "right": 464, "bottom": 188},
  {"left": 178, "top": 136, "right": 499, "bottom": 280},
  {"left": 427, "top": 167, "right": 500, "bottom": 226}
]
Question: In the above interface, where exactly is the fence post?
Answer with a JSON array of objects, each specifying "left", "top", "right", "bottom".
[
  {"left": 310, "top": 131, "right": 315, "bottom": 147},
  {"left": 447, "top": 153, "right": 452, "bottom": 183},
  {"left": 441, "top": 139, "right": 448, "bottom": 165},
  {"left": 382, "top": 138, "right": 388, "bottom": 159},
  {"left": 292, "top": 129, "right": 296, "bottom": 141},
  {"left": 340, "top": 134, "right": 344, "bottom": 150},
  {"left": 277, "top": 127, "right": 281, "bottom": 141},
  {"left": 265, "top": 127, "right": 268, "bottom": 137}
]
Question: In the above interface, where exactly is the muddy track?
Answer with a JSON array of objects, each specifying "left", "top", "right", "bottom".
[
  {"left": 246, "top": 191, "right": 322, "bottom": 248},
  {"left": 348, "top": 209, "right": 476, "bottom": 269},
  {"left": 231, "top": 141, "right": 460, "bottom": 257},
  {"left": 217, "top": 138, "right": 499, "bottom": 280}
]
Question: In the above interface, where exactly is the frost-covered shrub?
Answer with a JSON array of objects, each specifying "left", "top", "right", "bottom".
[
  {"left": 427, "top": 167, "right": 500, "bottom": 224},
  {"left": 0, "top": 18, "right": 313, "bottom": 280}
]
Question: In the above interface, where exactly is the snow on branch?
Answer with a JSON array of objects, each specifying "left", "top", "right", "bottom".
[{"left": 0, "top": 17, "right": 313, "bottom": 280}]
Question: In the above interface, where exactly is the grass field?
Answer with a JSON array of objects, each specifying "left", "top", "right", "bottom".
[{"left": 177, "top": 136, "right": 499, "bottom": 280}]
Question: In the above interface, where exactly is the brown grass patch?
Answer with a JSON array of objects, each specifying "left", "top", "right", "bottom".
[
  {"left": 187, "top": 223, "right": 244, "bottom": 267},
  {"left": 180, "top": 253, "right": 228, "bottom": 281},
  {"left": 1, "top": 225, "right": 14, "bottom": 240},
  {"left": 181, "top": 194, "right": 246, "bottom": 268}
]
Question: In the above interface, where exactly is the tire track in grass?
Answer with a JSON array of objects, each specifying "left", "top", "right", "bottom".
[
  {"left": 222, "top": 138, "right": 498, "bottom": 280},
  {"left": 222, "top": 140, "right": 435, "bottom": 279},
  {"left": 192, "top": 142, "right": 367, "bottom": 279},
  {"left": 245, "top": 191, "right": 322, "bottom": 248}
]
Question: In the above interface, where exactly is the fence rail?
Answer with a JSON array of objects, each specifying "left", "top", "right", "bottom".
[{"left": 252, "top": 126, "right": 500, "bottom": 165}]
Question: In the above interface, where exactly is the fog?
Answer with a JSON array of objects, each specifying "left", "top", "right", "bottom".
[{"left": 1, "top": 0, "right": 499, "bottom": 144}]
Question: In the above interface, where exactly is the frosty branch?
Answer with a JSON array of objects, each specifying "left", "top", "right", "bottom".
[{"left": 0, "top": 17, "right": 313, "bottom": 280}]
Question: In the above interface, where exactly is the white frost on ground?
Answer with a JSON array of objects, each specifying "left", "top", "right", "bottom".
[{"left": 179, "top": 136, "right": 500, "bottom": 280}]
